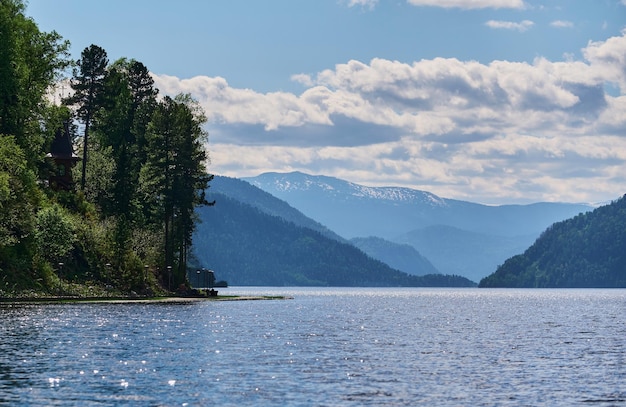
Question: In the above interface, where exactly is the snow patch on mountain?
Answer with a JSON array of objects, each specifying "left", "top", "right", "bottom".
[{"left": 247, "top": 171, "right": 448, "bottom": 207}]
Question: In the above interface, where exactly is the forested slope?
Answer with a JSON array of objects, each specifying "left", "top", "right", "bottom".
[
  {"left": 1, "top": 1, "right": 210, "bottom": 296},
  {"left": 350, "top": 236, "right": 439, "bottom": 276},
  {"left": 193, "top": 194, "right": 475, "bottom": 287},
  {"left": 480, "top": 195, "right": 626, "bottom": 288}
]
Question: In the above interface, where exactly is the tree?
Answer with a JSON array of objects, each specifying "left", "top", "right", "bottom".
[
  {"left": 34, "top": 204, "right": 77, "bottom": 265},
  {"left": 64, "top": 44, "right": 108, "bottom": 190},
  {"left": 94, "top": 59, "right": 157, "bottom": 216},
  {"left": 169, "top": 95, "right": 214, "bottom": 284},
  {"left": 140, "top": 95, "right": 213, "bottom": 287},
  {"left": 0, "top": 135, "right": 40, "bottom": 275},
  {"left": 87, "top": 58, "right": 159, "bottom": 273},
  {"left": 0, "top": 0, "right": 70, "bottom": 170},
  {"left": 127, "top": 60, "right": 158, "bottom": 146},
  {"left": 0, "top": 2, "right": 215, "bottom": 296}
]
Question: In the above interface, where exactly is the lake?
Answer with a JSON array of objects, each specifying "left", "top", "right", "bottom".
[{"left": 1, "top": 288, "right": 624, "bottom": 406}]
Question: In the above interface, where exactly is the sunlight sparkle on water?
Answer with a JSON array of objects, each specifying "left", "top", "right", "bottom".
[{"left": 0, "top": 288, "right": 624, "bottom": 406}]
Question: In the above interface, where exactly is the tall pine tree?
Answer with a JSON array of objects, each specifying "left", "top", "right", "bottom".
[
  {"left": 140, "top": 95, "right": 213, "bottom": 288},
  {"left": 92, "top": 59, "right": 158, "bottom": 271},
  {"left": 64, "top": 44, "right": 108, "bottom": 190}
]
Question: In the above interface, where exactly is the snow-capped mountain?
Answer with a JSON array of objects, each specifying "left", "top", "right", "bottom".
[
  {"left": 242, "top": 171, "right": 594, "bottom": 281},
  {"left": 195, "top": 176, "right": 474, "bottom": 286},
  {"left": 250, "top": 171, "right": 447, "bottom": 206},
  {"left": 244, "top": 171, "right": 591, "bottom": 238}
]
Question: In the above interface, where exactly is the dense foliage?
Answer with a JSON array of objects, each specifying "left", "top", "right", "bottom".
[
  {"left": 193, "top": 193, "right": 475, "bottom": 287},
  {"left": 480, "top": 195, "right": 626, "bottom": 288},
  {"left": 0, "top": 0, "right": 212, "bottom": 296}
]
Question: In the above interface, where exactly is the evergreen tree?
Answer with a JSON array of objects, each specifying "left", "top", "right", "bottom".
[
  {"left": 169, "top": 94, "right": 214, "bottom": 284},
  {"left": 64, "top": 44, "right": 108, "bottom": 190},
  {"left": 96, "top": 59, "right": 157, "bottom": 214},
  {"left": 91, "top": 58, "right": 158, "bottom": 271},
  {"left": 140, "top": 95, "right": 213, "bottom": 287}
]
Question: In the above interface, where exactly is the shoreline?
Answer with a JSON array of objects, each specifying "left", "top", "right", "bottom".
[{"left": 0, "top": 295, "right": 292, "bottom": 304}]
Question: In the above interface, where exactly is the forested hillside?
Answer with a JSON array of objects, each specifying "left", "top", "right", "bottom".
[
  {"left": 193, "top": 194, "right": 475, "bottom": 287},
  {"left": 0, "top": 1, "right": 211, "bottom": 296},
  {"left": 480, "top": 195, "right": 626, "bottom": 288},
  {"left": 211, "top": 176, "right": 343, "bottom": 242},
  {"left": 245, "top": 171, "right": 592, "bottom": 281},
  {"left": 350, "top": 237, "right": 439, "bottom": 276}
]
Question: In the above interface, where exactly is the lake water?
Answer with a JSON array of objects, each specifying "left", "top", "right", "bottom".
[{"left": 1, "top": 288, "right": 624, "bottom": 406}]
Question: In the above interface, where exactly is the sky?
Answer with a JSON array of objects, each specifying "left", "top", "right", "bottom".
[{"left": 27, "top": 0, "right": 626, "bottom": 205}]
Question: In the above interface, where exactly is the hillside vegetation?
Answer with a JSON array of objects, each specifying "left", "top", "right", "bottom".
[
  {"left": 1, "top": 1, "right": 211, "bottom": 297},
  {"left": 350, "top": 236, "right": 439, "bottom": 276},
  {"left": 193, "top": 193, "right": 475, "bottom": 287},
  {"left": 480, "top": 195, "right": 626, "bottom": 288},
  {"left": 245, "top": 172, "right": 592, "bottom": 280}
]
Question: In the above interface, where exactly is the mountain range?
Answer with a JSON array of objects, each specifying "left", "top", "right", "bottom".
[
  {"left": 192, "top": 176, "right": 473, "bottom": 287},
  {"left": 242, "top": 172, "right": 593, "bottom": 282}
]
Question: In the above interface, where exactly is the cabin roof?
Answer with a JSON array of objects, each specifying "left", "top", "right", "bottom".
[{"left": 48, "top": 122, "right": 80, "bottom": 160}]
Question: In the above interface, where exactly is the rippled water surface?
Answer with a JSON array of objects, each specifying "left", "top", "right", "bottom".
[{"left": 1, "top": 288, "right": 625, "bottom": 406}]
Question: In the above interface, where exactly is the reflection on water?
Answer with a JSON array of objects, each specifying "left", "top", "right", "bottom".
[{"left": 1, "top": 288, "right": 625, "bottom": 406}]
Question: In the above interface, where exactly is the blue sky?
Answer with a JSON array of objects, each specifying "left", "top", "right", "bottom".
[{"left": 28, "top": 0, "right": 626, "bottom": 204}]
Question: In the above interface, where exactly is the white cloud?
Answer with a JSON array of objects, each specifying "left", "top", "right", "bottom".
[
  {"left": 582, "top": 28, "right": 626, "bottom": 92},
  {"left": 153, "top": 31, "right": 626, "bottom": 204},
  {"left": 152, "top": 74, "right": 332, "bottom": 131},
  {"left": 290, "top": 73, "right": 314, "bottom": 87},
  {"left": 485, "top": 20, "right": 534, "bottom": 32},
  {"left": 344, "top": 0, "right": 378, "bottom": 9},
  {"left": 407, "top": 0, "right": 525, "bottom": 9},
  {"left": 550, "top": 20, "right": 574, "bottom": 28}
]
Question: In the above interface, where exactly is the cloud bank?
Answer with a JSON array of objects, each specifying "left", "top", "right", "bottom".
[
  {"left": 152, "top": 30, "right": 626, "bottom": 204},
  {"left": 343, "top": 0, "right": 525, "bottom": 10},
  {"left": 406, "top": 0, "right": 525, "bottom": 9}
]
